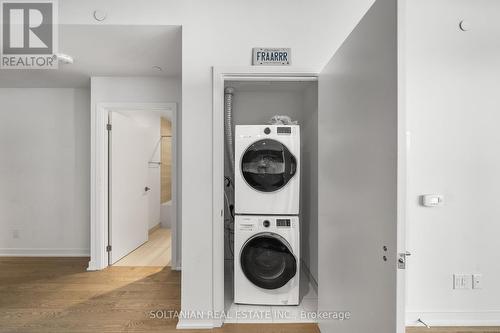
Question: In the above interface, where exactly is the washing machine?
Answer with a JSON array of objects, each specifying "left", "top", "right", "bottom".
[
  {"left": 235, "top": 125, "right": 300, "bottom": 215},
  {"left": 234, "top": 215, "right": 299, "bottom": 305}
]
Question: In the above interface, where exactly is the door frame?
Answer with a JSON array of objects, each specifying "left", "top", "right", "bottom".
[
  {"left": 89, "top": 102, "right": 179, "bottom": 271},
  {"left": 212, "top": 67, "right": 318, "bottom": 327}
]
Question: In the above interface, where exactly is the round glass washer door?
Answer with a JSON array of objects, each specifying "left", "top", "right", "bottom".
[
  {"left": 240, "top": 232, "right": 297, "bottom": 290},
  {"left": 241, "top": 139, "right": 297, "bottom": 192}
]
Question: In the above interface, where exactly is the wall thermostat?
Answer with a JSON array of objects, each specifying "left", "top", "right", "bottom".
[{"left": 421, "top": 194, "right": 444, "bottom": 207}]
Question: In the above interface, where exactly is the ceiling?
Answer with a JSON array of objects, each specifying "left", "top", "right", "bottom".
[{"left": 0, "top": 25, "right": 181, "bottom": 88}]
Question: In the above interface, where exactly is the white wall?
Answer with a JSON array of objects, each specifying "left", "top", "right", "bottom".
[
  {"left": 91, "top": 77, "right": 181, "bottom": 105},
  {"left": 59, "top": 0, "right": 376, "bottom": 322},
  {"left": 230, "top": 85, "right": 306, "bottom": 126},
  {"left": 0, "top": 88, "right": 90, "bottom": 256},
  {"left": 405, "top": 0, "right": 500, "bottom": 326}
]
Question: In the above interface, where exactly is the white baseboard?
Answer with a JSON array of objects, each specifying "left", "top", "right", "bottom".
[
  {"left": 86, "top": 260, "right": 103, "bottom": 271},
  {"left": 176, "top": 319, "right": 215, "bottom": 329},
  {"left": 406, "top": 311, "right": 500, "bottom": 326},
  {"left": 0, "top": 248, "right": 90, "bottom": 257}
]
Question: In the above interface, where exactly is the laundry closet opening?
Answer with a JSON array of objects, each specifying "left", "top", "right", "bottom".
[{"left": 221, "top": 78, "right": 319, "bottom": 324}]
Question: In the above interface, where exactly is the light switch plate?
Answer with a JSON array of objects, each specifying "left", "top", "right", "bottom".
[
  {"left": 453, "top": 274, "right": 471, "bottom": 289},
  {"left": 472, "top": 274, "right": 482, "bottom": 289}
]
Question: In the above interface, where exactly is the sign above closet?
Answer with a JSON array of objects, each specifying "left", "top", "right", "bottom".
[{"left": 252, "top": 48, "right": 291, "bottom": 66}]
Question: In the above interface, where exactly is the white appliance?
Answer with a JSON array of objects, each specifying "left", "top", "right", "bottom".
[
  {"left": 235, "top": 125, "right": 300, "bottom": 215},
  {"left": 234, "top": 215, "right": 299, "bottom": 305}
]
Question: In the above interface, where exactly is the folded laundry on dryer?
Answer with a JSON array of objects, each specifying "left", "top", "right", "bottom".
[{"left": 269, "top": 115, "right": 298, "bottom": 125}]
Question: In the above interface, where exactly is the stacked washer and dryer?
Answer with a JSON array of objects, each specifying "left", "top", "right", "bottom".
[{"left": 234, "top": 124, "right": 301, "bottom": 306}]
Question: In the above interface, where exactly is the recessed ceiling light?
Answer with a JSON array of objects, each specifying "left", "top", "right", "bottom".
[
  {"left": 93, "top": 10, "right": 107, "bottom": 22},
  {"left": 152, "top": 66, "right": 163, "bottom": 72},
  {"left": 56, "top": 53, "right": 74, "bottom": 64}
]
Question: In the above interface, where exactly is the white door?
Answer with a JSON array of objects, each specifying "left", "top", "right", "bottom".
[
  {"left": 109, "top": 111, "right": 150, "bottom": 264},
  {"left": 318, "top": 0, "right": 405, "bottom": 332}
]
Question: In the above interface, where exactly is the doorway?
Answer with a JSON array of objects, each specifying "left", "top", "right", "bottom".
[
  {"left": 108, "top": 108, "right": 175, "bottom": 267},
  {"left": 90, "top": 102, "right": 179, "bottom": 270},
  {"left": 212, "top": 68, "right": 319, "bottom": 327}
]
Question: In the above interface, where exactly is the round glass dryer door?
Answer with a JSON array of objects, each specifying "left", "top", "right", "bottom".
[
  {"left": 241, "top": 139, "right": 297, "bottom": 192},
  {"left": 240, "top": 233, "right": 297, "bottom": 290}
]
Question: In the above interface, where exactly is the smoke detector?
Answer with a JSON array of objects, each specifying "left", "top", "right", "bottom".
[
  {"left": 459, "top": 20, "right": 470, "bottom": 31},
  {"left": 93, "top": 10, "right": 107, "bottom": 22}
]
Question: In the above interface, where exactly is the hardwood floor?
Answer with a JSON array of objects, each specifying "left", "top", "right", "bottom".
[
  {"left": 0, "top": 257, "right": 497, "bottom": 333},
  {"left": 114, "top": 228, "right": 171, "bottom": 267},
  {"left": 0, "top": 257, "right": 179, "bottom": 333},
  {"left": 0, "top": 257, "right": 318, "bottom": 333}
]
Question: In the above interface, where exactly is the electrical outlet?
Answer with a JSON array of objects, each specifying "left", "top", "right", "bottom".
[
  {"left": 453, "top": 274, "right": 471, "bottom": 290},
  {"left": 12, "top": 229, "right": 19, "bottom": 239},
  {"left": 472, "top": 274, "right": 482, "bottom": 289}
]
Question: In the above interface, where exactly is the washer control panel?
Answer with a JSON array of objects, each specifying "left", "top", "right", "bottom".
[{"left": 236, "top": 216, "right": 296, "bottom": 231}]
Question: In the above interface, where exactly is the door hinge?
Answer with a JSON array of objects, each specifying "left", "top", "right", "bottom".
[
  {"left": 106, "top": 124, "right": 112, "bottom": 131},
  {"left": 398, "top": 251, "right": 412, "bottom": 269},
  {"left": 106, "top": 245, "right": 112, "bottom": 252}
]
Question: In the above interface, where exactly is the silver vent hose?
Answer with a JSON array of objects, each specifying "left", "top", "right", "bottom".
[
  {"left": 224, "top": 87, "right": 235, "bottom": 176},
  {"left": 224, "top": 87, "right": 235, "bottom": 259}
]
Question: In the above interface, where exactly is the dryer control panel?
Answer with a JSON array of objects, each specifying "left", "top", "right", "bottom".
[
  {"left": 277, "top": 126, "right": 292, "bottom": 135},
  {"left": 276, "top": 218, "right": 291, "bottom": 227}
]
